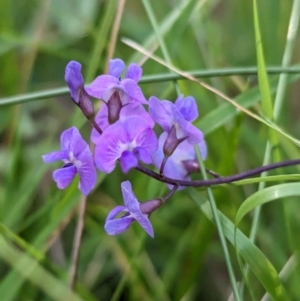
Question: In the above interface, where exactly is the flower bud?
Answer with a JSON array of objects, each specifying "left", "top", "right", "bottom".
[
  {"left": 163, "top": 125, "right": 187, "bottom": 157},
  {"left": 139, "top": 198, "right": 163, "bottom": 215},
  {"left": 64, "top": 61, "right": 96, "bottom": 120},
  {"left": 182, "top": 159, "right": 200, "bottom": 174},
  {"left": 77, "top": 88, "right": 95, "bottom": 120},
  {"left": 107, "top": 91, "right": 122, "bottom": 124}
]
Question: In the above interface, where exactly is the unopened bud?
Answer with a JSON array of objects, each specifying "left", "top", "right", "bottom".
[
  {"left": 182, "top": 159, "right": 200, "bottom": 174},
  {"left": 107, "top": 91, "right": 122, "bottom": 124},
  {"left": 65, "top": 61, "right": 95, "bottom": 120},
  {"left": 77, "top": 88, "right": 95, "bottom": 120},
  {"left": 163, "top": 125, "right": 187, "bottom": 157},
  {"left": 140, "top": 198, "right": 163, "bottom": 215}
]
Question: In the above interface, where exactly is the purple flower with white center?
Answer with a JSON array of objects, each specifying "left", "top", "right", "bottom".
[
  {"left": 86, "top": 58, "right": 147, "bottom": 105},
  {"left": 65, "top": 61, "right": 95, "bottom": 119},
  {"left": 152, "top": 132, "right": 207, "bottom": 189},
  {"left": 149, "top": 95, "right": 203, "bottom": 144},
  {"left": 94, "top": 116, "right": 158, "bottom": 173},
  {"left": 42, "top": 127, "right": 96, "bottom": 196},
  {"left": 91, "top": 102, "right": 155, "bottom": 144},
  {"left": 105, "top": 181, "right": 158, "bottom": 237}
]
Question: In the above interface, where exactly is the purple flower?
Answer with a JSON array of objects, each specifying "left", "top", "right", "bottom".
[
  {"left": 94, "top": 116, "right": 158, "bottom": 173},
  {"left": 149, "top": 95, "right": 203, "bottom": 144},
  {"left": 42, "top": 127, "right": 96, "bottom": 196},
  {"left": 86, "top": 58, "right": 147, "bottom": 105},
  {"left": 152, "top": 132, "right": 207, "bottom": 189},
  {"left": 65, "top": 61, "right": 84, "bottom": 103},
  {"left": 105, "top": 181, "right": 155, "bottom": 237},
  {"left": 65, "top": 61, "right": 95, "bottom": 119},
  {"left": 91, "top": 103, "right": 154, "bottom": 144}
]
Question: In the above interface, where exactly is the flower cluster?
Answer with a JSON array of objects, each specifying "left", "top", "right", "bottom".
[{"left": 43, "top": 59, "right": 207, "bottom": 237}]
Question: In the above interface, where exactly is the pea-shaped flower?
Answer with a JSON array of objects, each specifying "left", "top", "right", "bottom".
[
  {"left": 91, "top": 102, "right": 154, "bottom": 144},
  {"left": 42, "top": 127, "right": 96, "bottom": 196},
  {"left": 149, "top": 95, "right": 203, "bottom": 144},
  {"left": 105, "top": 181, "right": 162, "bottom": 237},
  {"left": 152, "top": 132, "right": 207, "bottom": 189},
  {"left": 86, "top": 58, "right": 147, "bottom": 105},
  {"left": 94, "top": 116, "right": 158, "bottom": 173}
]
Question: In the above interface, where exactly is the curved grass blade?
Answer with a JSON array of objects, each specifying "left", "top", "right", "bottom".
[
  {"left": 188, "top": 188, "right": 289, "bottom": 301},
  {"left": 235, "top": 182, "right": 300, "bottom": 227}
]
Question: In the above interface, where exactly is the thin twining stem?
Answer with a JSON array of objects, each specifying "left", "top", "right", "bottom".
[
  {"left": 90, "top": 118, "right": 102, "bottom": 135},
  {"left": 135, "top": 159, "right": 300, "bottom": 187},
  {"left": 88, "top": 108, "right": 300, "bottom": 186},
  {"left": 162, "top": 184, "right": 178, "bottom": 201},
  {"left": 159, "top": 157, "right": 168, "bottom": 176}
]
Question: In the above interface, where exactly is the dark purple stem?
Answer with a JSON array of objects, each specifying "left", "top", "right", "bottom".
[
  {"left": 160, "top": 156, "right": 168, "bottom": 177},
  {"left": 135, "top": 159, "right": 300, "bottom": 187},
  {"left": 90, "top": 118, "right": 102, "bottom": 135},
  {"left": 87, "top": 112, "right": 300, "bottom": 187},
  {"left": 162, "top": 184, "right": 178, "bottom": 201}
]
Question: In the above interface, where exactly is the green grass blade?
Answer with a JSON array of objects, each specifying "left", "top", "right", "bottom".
[
  {"left": 273, "top": 0, "right": 300, "bottom": 118},
  {"left": 1, "top": 68, "right": 300, "bottom": 107},
  {"left": 228, "top": 174, "right": 300, "bottom": 186},
  {"left": 188, "top": 188, "right": 289, "bottom": 301},
  {"left": 0, "top": 235, "right": 84, "bottom": 301},
  {"left": 195, "top": 147, "right": 241, "bottom": 301},
  {"left": 129, "top": 0, "right": 198, "bottom": 64},
  {"left": 197, "top": 74, "right": 300, "bottom": 135},
  {"left": 248, "top": 0, "right": 300, "bottom": 285},
  {"left": 235, "top": 183, "right": 300, "bottom": 226},
  {"left": 253, "top": 0, "right": 274, "bottom": 121}
]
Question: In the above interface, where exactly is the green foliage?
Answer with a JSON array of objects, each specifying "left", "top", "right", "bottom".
[{"left": 0, "top": 0, "right": 300, "bottom": 300}]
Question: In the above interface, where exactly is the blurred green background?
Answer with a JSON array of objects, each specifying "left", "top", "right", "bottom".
[{"left": 0, "top": 0, "right": 300, "bottom": 300}]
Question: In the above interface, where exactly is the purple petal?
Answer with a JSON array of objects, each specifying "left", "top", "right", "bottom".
[
  {"left": 120, "top": 151, "right": 139, "bottom": 173},
  {"left": 120, "top": 79, "right": 148, "bottom": 104},
  {"left": 53, "top": 165, "right": 77, "bottom": 189},
  {"left": 120, "top": 103, "right": 154, "bottom": 128},
  {"left": 125, "top": 63, "right": 142, "bottom": 82},
  {"left": 94, "top": 121, "right": 127, "bottom": 173},
  {"left": 180, "top": 122, "right": 204, "bottom": 145},
  {"left": 65, "top": 61, "right": 84, "bottom": 103},
  {"left": 42, "top": 150, "right": 69, "bottom": 163},
  {"left": 134, "top": 128, "right": 158, "bottom": 157},
  {"left": 106, "top": 205, "right": 127, "bottom": 221},
  {"left": 86, "top": 75, "right": 120, "bottom": 102},
  {"left": 198, "top": 139, "right": 208, "bottom": 160},
  {"left": 77, "top": 148, "right": 97, "bottom": 196},
  {"left": 152, "top": 133, "right": 187, "bottom": 178},
  {"left": 134, "top": 147, "right": 152, "bottom": 164},
  {"left": 120, "top": 181, "right": 154, "bottom": 237},
  {"left": 173, "top": 110, "right": 204, "bottom": 144},
  {"left": 149, "top": 97, "right": 174, "bottom": 131},
  {"left": 122, "top": 116, "right": 158, "bottom": 157},
  {"left": 122, "top": 116, "right": 150, "bottom": 141},
  {"left": 132, "top": 213, "right": 154, "bottom": 237},
  {"left": 105, "top": 216, "right": 135, "bottom": 235},
  {"left": 108, "top": 59, "right": 125, "bottom": 78},
  {"left": 91, "top": 103, "right": 154, "bottom": 144},
  {"left": 94, "top": 117, "right": 157, "bottom": 173},
  {"left": 118, "top": 116, "right": 158, "bottom": 159},
  {"left": 152, "top": 133, "right": 192, "bottom": 190},
  {"left": 91, "top": 105, "right": 109, "bottom": 144},
  {"left": 152, "top": 132, "right": 207, "bottom": 189},
  {"left": 175, "top": 95, "right": 198, "bottom": 122},
  {"left": 121, "top": 181, "right": 138, "bottom": 209},
  {"left": 60, "top": 127, "right": 87, "bottom": 156}
]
